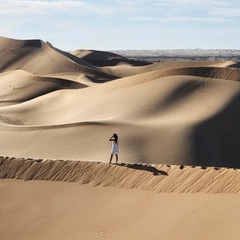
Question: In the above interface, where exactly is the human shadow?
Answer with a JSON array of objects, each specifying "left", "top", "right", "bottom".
[{"left": 115, "top": 163, "right": 168, "bottom": 176}]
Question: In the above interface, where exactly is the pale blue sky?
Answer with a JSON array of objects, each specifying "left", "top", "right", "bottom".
[{"left": 1, "top": 0, "right": 240, "bottom": 51}]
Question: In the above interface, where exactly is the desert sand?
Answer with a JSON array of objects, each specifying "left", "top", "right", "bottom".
[{"left": 1, "top": 36, "right": 240, "bottom": 239}]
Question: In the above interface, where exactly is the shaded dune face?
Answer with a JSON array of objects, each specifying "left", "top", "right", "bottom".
[{"left": 1, "top": 36, "right": 240, "bottom": 168}]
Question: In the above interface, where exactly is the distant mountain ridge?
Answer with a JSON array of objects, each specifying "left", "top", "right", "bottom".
[{"left": 112, "top": 49, "right": 240, "bottom": 62}]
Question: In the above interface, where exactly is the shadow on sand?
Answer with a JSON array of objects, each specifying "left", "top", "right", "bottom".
[{"left": 115, "top": 163, "right": 168, "bottom": 176}]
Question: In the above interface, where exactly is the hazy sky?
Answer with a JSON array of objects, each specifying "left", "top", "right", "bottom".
[{"left": 1, "top": 0, "right": 240, "bottom": 51}]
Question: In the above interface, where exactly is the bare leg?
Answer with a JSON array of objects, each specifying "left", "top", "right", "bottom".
[
  {"left": 109, "top": 154, "right": 113, "bottom": 164},
  {"left": 115, "top": 154, "right": 118, "bottom": 163}
]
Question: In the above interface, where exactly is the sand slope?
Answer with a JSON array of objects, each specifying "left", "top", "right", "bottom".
[
  {"left": 0, "top": 36, "right": 117, "bottom": 82},
  {"left": 1, "top": 37, "right": 240, "bottom": 167},
  {"left": 1, "top": 157, "right": 240, "bottom": 240},
  {"left": 1, "top": 156, "right": 240, "bottom": 193},
  {"left": 2, "top": 179, "right": 240, "bottom": 240}
]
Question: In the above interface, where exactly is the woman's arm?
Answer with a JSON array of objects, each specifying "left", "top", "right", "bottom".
[{"left": 109, "top": 136, "right": 115, "bottom": 141}]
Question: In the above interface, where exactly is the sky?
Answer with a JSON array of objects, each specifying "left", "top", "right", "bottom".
[{"left": 0, "top": 0, "right": 240, "bottom": 51}]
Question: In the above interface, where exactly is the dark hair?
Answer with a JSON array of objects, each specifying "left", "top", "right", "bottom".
[{"left": 113, "top": 133, "right": 118, "bottom": 143}]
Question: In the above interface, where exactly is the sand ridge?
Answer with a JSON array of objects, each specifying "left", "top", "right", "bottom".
[
  {"left": 1, "top": 156, "right": 240, "bottom": 194},
  {"left": 0, "top": 36, "right": 118, "bottom": 81}
]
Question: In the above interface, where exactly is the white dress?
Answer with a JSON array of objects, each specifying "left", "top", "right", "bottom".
[{"left": 111, "top": 141, "right": 119, "bottom": 155}]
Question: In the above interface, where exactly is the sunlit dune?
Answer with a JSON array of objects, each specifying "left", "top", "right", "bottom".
[{"left": 1, "top": 36, "right": 240, "bottom": 240}]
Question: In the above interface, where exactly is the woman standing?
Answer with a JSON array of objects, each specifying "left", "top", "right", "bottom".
[{"left": 109, "top": 133, "right": 119, "bottom": 164}]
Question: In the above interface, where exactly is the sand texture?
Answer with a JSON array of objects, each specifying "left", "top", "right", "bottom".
[
  {"left": 1, "top": 37, "right": 240, "bottom": 167},
  {"left": 1, "top": 156, "right": 240, "bottom": 193},
  {"left": 1, "top": 36, "right": 240, "bottom": 240},
  {"left": 1, "top": 157, "right": 240, "bottom": 240}
]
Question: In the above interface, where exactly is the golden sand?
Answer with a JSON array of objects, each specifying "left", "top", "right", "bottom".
[{"left": 1, "top": 36, "right": 240, "bottom": 239}]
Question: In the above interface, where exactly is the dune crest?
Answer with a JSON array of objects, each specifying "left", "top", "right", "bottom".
[{"left": 1, "top": 156, "right": 240, "bottom": 194}]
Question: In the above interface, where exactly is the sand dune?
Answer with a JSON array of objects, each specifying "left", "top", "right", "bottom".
[
  {"left": 2, "top": 178, "right": 240, "bottom": 240},
  {"left": 1, "top": 156, "right": 240, "bottom": 193},
  {"left": 1, "top": 36, "right": 240, "bottom": 240},
  {"left": 105, "top": 59, "right": 240, "bottom": 77},
  {"left": 0, "top": 70, "right": 86, "bottom": 107},
  {"left": 71, "top": 49, "right": 151, "bottom": 68},
  {"left": 1, "top": 37, "right": 240, "bottom": 167},
  {"left": 1, "top": 157, "right": 240, "bottom": 240},
  {"left": 0, "top": 36, "right": 117, "bottom": 82}
]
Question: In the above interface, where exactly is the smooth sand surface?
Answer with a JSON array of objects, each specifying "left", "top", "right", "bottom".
[
  {"left": 2, "top": 179, "right": 240, "bottom": 240},
  {"left": 1, "top": 36, "right": 240, "bottom": 239}
]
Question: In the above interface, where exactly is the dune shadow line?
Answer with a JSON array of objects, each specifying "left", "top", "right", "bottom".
[{"left": 116, "top": 163, "right": 168, "bottom": 176}]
